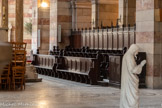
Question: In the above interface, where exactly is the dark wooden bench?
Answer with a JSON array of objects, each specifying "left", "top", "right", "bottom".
[
  {"left": 109, "top": 52, "right": 146, "bottom": 88},
  {"left": 56, "top": 56, "right": 99, "bottom": 85},
  {"left": 32, "top": 54, "right": 57, "bottom": 76}
]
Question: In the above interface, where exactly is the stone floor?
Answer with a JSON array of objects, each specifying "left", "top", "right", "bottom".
[{"left": 0, "top": 75, "right": 162, "bottom": 108}]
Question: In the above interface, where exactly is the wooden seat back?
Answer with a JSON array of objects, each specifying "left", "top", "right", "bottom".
[
  {"left": 10, "top": 42, "right": 27, "bottom": 51},
  {"left": 60, "top": 56, "right": 95, "bottom": 74},
  {"left": 12, "top": 50, "right": 26, "bottom": 67},
  {"left": 35, "top": 54, "right": 56, "bottom": 69}
]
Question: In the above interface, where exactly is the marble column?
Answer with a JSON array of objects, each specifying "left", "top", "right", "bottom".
[
  {"left": 136, "top": 0, "right": 162, "bottom": 89},
  {"left": 16, "top": 0, "right": 23, "bottom": 42},
  {"left": 1, "top": 0, "right": 8, "bottom": 28},
  {"left": 91, "top": 0, "right": 99, "bottom": 28}
]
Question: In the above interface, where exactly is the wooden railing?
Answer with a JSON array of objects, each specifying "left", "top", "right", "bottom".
[{"left": 71, "top": 26, "right": 136, "bottom": 50}]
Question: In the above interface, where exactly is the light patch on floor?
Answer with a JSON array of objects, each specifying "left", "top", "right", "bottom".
[{"left": 0, "top": 75, "right": 162, "bottom": 108}]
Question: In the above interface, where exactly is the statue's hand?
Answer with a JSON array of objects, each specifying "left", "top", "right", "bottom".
[{"left": 140, "top": 60, "right": 146, "bottom": 67}]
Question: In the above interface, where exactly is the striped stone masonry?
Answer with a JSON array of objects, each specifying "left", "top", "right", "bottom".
[
  {"left": 136, "top": 0, "right": 162, "bottom": 89},
  {"left": 32, "top": 0, "right": 38, "bottom": 54},
  {"left": 50, "top": 0, "right": 72, "bottom": 50},
  {"left": 8, "top": 0, "right": 32, "bottom": 55}
]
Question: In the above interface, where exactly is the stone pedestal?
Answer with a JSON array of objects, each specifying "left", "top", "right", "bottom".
[
  {"left": 0, "top": 42, "right": 12, "bottom": 83},
  {"left": 25, "top": 64, "right": 38, "bottom": 79},
  {"left": 0, "top": 28, "right": 8, "bottom": 41}
]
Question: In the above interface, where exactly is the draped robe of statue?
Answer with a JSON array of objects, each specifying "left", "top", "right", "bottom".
[{"left": 120, "top": 44, "right": 146, "bottom": 108}]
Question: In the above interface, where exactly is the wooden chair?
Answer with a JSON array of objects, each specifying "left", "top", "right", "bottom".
[
  {"left": 12, "top": 66, "right": 25, "bottom": 90},
  {"left": 12, "top": 50, "right": 26, "bottom": 67},
  {"left": 0, "top": 64, "right": 11, "bottom": 90},
  {"left": 12, "top": 50, "right": 26, "bottom": 90},
  {"left": 10, "top": 42, "right": 27, "bottom": 51}
]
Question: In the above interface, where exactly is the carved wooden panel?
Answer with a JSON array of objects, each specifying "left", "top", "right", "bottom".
[
  {"left": 86, "top": 30, "right": 90, "bottom": 47},
  {"left": 124, "top": 31, "right": 129, "bottom": 49},
  {"left": 73, "top": 27, "right": 135, "bottom": 50},
  {"left": 129, "top": 31, "right": 135, "bottom": 47},
  {"left": 90, "top": 30, "right": 94, "bottom": 49},
  {"left": 113, "top": 30, "right": 118, "bottom": 50},
  {"left": 109, "top": 55, "right": 123, "bottom": 87},
  {"left": 118, "top": 32, "right": 124, "bottom": 50},
  {"left": 94, "top": 30, "right": 99, "bottom": 49},
  {"left": 103, "top": 30, "right": 108, "bottom": 50},
  {"left": 82, "top": 31, "right": 86, "bottom": 47},
  {"left": 99, "top": 30, "right": 103, "bottom": 49},
  {"left": 108, "top": 31, "right": 113, "bottom": 50}
]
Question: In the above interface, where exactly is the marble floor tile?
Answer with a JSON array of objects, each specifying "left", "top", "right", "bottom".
[{"left": 0, "top": 75, "right": 162, "bottom": 108}]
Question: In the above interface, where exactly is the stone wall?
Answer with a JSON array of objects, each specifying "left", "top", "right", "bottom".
[
  {"left": 119, "top": 0, "right": 136, "bottom": 26},
  {"left": 0, "top": 0, "right": 2, "bottom": 27},
  {"left": 49, "top": 0, "right": 57, "bottom": 50},
  {"left": 136, "top": 0, "right": 162, "bottom": 89},
  {"left": 23, "top": 0, "right": 32, "bottom": 55},
  {"left": 8, "top": 0, "right": 16, "bottom": 41},
  {"left": 31, "top": 0, "right": 38, "bottom": 54},
  {"left": 38, "top": 7, "right": 50, "bottom": 54},
  {"left": 57, "top": 0, "right": 72, "bottom": 49},
  {"left": 0, "top": 28, "right": 8, "bottom": 42},
  {"left": 98, "top": 4, "right": 118, "bottom": 27},
  {"left": 76, "top": 6, "right": 91, "bottom": 29},
  {"left": 8, "top": 0, "right": 32, "bottom": 55},
  {"left": 127, "top": 0, "right": 136, "bottom": 26}
]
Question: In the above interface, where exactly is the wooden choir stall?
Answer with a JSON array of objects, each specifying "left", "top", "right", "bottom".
[{"left": 32, "top": 25, "right": 146, "bottom": 88}]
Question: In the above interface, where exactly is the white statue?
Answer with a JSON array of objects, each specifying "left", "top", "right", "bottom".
[{"left": 120, "top": 44, "right": 146, "bottom": 108}]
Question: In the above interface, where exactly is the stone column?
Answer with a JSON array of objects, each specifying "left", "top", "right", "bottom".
[
  {"left": 1, "top": 0, "right": 8, "bottom": 28},
  {"left": 38, "top": 7, "right": 50, "bottom": 54},
  {"left": 16, "top": 0, "right": 23, "bottom": 42},
  {"left": 8, "top": 0, "right": 16, "bottom": 42},
  {"left": 119, "top": 0, "right": 126, "bottom": 26},
  {"left": 119, "top": 0, "right": 136, "bottom": 26},
  {"left": 0, "top": 0, "right": 1, "bottom": 27},
  {"left": 50, "top": 0, "right": 72, "bottom": 50},
  {"left": 71, "top": 0, "right": 76, "bottom": 30},
  {"left": 49, "top": 0, "right": 58, "bottom": 50},
  {"left": 57, "top": 0, "right": 72, "bottom": 49},
  {"left": 136, "top": 0, "right": 162, "bottom": 89},
  {"left": 32, "top": 0, "right": 38, "bottom": 54},
  {"left": 91, "top": 0, "right": 99, "bottom": 28}
]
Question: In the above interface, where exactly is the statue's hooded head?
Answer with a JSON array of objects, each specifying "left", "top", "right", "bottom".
[{"left": 128, "top": 44, "right": 139, "bottom": 57}]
